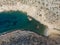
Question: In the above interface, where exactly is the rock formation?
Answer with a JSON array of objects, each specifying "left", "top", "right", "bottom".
[{"left": 0, "top": 30, "right": 60, "bottom": 45}]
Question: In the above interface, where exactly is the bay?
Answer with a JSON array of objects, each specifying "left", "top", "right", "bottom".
[{"left": 0, "top": 10, "right": 46, "bottom": 35}]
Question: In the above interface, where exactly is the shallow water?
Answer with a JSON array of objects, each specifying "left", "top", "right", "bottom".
[{"left": 0, "top": 11, "right": 46, "bottom": 35}]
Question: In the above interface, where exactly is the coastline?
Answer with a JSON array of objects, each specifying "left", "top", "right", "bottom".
[{"left": 0, "top": 0, "right": 60, "bottom": 37}]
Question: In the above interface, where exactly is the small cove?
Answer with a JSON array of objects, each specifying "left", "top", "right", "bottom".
[{"left": 0, "top": 10, "right": 46, "bottom": 35}]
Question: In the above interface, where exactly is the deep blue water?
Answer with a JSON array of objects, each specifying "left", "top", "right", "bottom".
[{"left": 0, "top": 11, "right": 46, "bottom": 35}]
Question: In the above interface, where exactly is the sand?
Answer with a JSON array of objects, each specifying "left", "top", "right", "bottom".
[{"left": 0, "top": 0, "right": 60, "bottom": 37}]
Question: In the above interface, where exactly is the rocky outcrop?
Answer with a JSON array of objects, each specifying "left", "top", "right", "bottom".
[{"left": 0, "top": 30, "right": 60, "bottom": 45}]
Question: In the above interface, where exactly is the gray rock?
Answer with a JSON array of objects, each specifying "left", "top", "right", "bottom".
[{"left": 0, "top": 30, "right": 60, "bottom": 45}]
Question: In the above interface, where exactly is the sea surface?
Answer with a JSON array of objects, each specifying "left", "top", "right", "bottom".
[{"left": 0, "top": 11, "right": 46, "bottom": 35}]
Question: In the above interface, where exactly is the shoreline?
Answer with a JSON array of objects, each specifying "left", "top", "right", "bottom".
[{"left": 0, "top": 0, "right": 60, "bottom": 37}]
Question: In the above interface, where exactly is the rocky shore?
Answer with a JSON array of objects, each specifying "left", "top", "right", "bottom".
[
  {"left": 0, "top": 0, "right": 60, "bottom": 36},
  {"left": 0, "top": 0, "right": 60, "bottom": 45},
  {"left": 0, "top": 30, "right": 60, "bottom": 45}
]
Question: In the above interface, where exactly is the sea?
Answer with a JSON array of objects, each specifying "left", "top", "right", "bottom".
[{"left": 0, "top": 10, "right": 46, "bottom": 35}]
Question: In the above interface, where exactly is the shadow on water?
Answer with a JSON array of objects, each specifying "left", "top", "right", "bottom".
[{"left": 0, "top": 10, "right": 46, "bottom": 35}]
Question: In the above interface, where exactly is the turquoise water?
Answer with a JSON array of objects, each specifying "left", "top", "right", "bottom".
[{"left": 0, "top": 11, "right": 46, "bottom": 35}]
